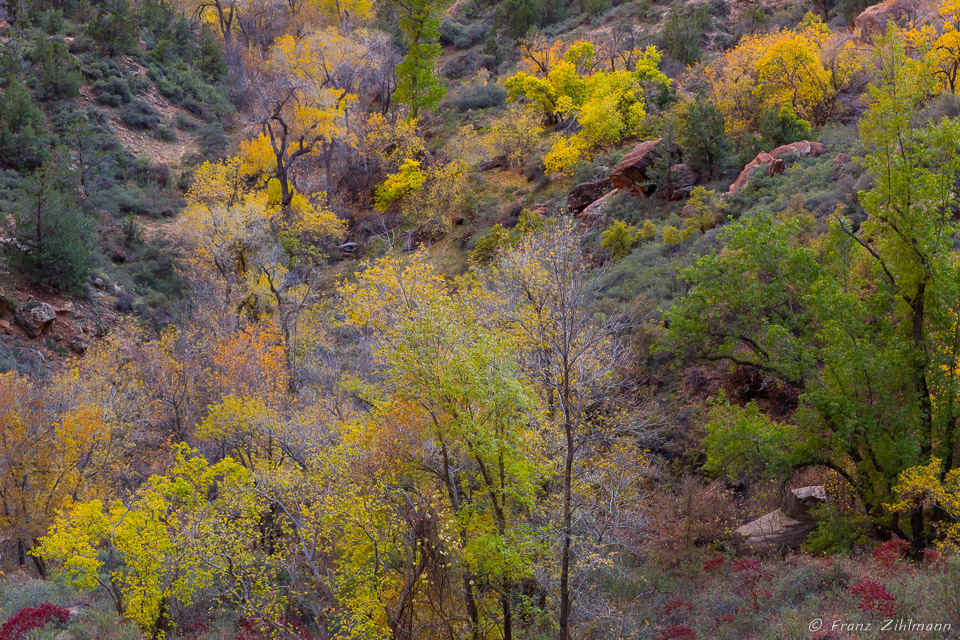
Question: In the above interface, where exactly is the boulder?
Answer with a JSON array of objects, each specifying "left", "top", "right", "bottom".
[
  {"left": 610, "top": 139, "right": 678, "bottom": 193},
  {"left": 567, "top": 178, "right": 613, "bottom": 212},
  {"left": 833, "top": 153, "right": 852, "bottom": 168},
  {"left": 728, "top": 152, "right": 774, "bottom": 194},
  {"left": 728, "top": 141, "right": 827, "bottom": 194},
  {"left": 769, "top": 140, "right": 827, "bottom": 161},
  {"left": 576, "top": 189, "right": 618, "bottom": 228},
  {"left": 735, "top": 486, "right": 827, "bottom": 554},
  {"left": 15, "top": 297, "right": 57, "bottom": 339},
  {"left": 856, "top": 0, "right": 925, "bottom": 41},
  {"left": 0, "top": 294, "right": 8, "bottom": 316},
  {"left": 667, "top": 163, "right": 698, "bottom": 200}
]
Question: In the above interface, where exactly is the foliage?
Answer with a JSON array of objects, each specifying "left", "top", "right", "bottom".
[
  {"left": 600, "top": 220, "right": 638, "bottom": 260},
  {"left": 677, "top": 97, "right": 730, "bottom": 178},
  {"left": 661, "top": 6, "right": 711, "bottom": 66},
  {"left": 0, "top": 78, "right": 48, "bottom": 171},
  {"left": 802, "top": 504, "right": 870, "bottom": 555},
  {"left": 0, "top": 602, "right": 70, "bottom": 640},
  {"left": 1, "top": 149, "right": 94, "bottom": 293},
  {"left": 507, "top": 41, "right": 670, "bottom": 171},
  {"left": 391, "top": 0, "right": 447, "bottom": 117},
  {"left": 33, "top": 39, "right": 82, "bottom": 100},
  {"left": 669, "top": 34, "right": 960, "bottom": 548}
]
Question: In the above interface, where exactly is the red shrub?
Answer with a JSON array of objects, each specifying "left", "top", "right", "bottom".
[
  {"left": 657, "top": 624, "right": 697, "bottom": 639},
  {"left": 925, "top": 548, "right": 948, "bottom": 571},
  {"left": 872, "top": 539, "right": 909, "bottom": 570},
  {"left": 703, "top": 555, "right": 725, "bottom": 572},
  {"left": 0, "top": 602, "right": 70, "bottom": 640},
  {"left": 733, "top": 558, "right": 770, "bottom": 609},
  {"left": 664, "top": 597, "right": 694, "bottom": 616},
  {"left": 850, "top": 578, "right": 897, "bottom": 617}
]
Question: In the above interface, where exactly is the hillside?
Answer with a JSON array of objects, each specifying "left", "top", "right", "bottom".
[{"left": 1, "top": 0, "right": 960, "bottom": 639}]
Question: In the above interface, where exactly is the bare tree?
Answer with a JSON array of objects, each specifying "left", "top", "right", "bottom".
[{"left": 491, "top": 217, "right": 660, "bottom": 639}]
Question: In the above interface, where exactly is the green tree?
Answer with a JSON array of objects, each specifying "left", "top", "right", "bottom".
[
  {"left": 666, "top": 34, "right": 960, "bottom": 555},
  {"left": 758, "top": 103, "right": 813, "bottom": 148},
  {"left": 0, "top": 78, "right": 48, "bottom": 170},
  {"left": 34, "top": 38, "right": 82, "bottom": 100},
  {"left": 391, "top": 0, "right": 447, "bottom": 118},
  {"left": 2, "top": 149, "right": 94, "bottom": 293},
  {"left": 677, "top": 96, "right": 730, "bottom": 178},
  {"left": 86, "top": 0, "right": 137, "bottom": 57}
]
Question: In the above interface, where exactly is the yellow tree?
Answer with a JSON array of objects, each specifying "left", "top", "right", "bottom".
[
  {"left": 925, "top": 0, "right": 960, "bottom": 93},
  {"left": 0, "top": 371, "right": 120, "bottom": 575}
]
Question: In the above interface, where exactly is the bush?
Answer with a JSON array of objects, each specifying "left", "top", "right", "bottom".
[
  {"left": 173, "top": 112, "right": 200, "bottom": 132},
  {"left": 120, "top": 100, "right": 161, "bottom": 129},
  {"left": 759, "top": 104, "right": 812, "bottom": 148},
  {"left": 440, "top": 18, "right": 488, "bottom": 49},
  {"left": 92, "top": 76, "right": 132, "bottom": 106},
  {"left": 155, "top": 124, "right": 178, "bottom": 142},
  {"left": 801, "top": 504, "right": 869, "bottom": 555},
  {"left": 196, "top": 123, "right": 228, "bottom": 159},
  {"left": 661, "top": 6, "right": 711, "bottom": 65},
  {"left": 127, "top": 156, "right": 171, "bottom": 188},
  {"left": 0, "top": 602, "right": 70, "bottom": 640},
  {"left": 451, "top": 83, "right": 507, "bottom": 111}
]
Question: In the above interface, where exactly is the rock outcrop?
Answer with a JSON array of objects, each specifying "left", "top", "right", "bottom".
[
  {"left": 567, "top": 178, "right": 613, "bottom": 212},
  {"left": 610, "top": 139, "right": 678, "bottom": 193},
  {"left": 735, "top": 486, "right": 827, "bottom": 554},
  {"left": 856, "top": 0, "right": 930, "bottom": 41},
  {"left": 667, "top": 163, "right": 698, "bottom": 200},
  {"left": 15, "top": 297, "right": 57, "bottom": 339},
  {"left": 575, "top": 189, "right": 618, "bottom": 227},
  {"left": 728, "top": 141, "right": 827, "bottom": 194}
]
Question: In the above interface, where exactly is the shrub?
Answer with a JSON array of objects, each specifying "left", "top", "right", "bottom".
[
  {"left": 733, "top": 558, "right": 770, "bottom": 609},
  {"left": 657, "top": 625, "right": 697, "bottom": 640},
  {"left": 92, "top": 76, "right": 132, "bottom": 106},
  {"left": 872, "top": 538, "right": 910, "bottom": 570},
  {"left": 196, "top": 123, "right": 228, "bottom": 159},
  {"left": 802, "top": 504, "right": 869, "bottom": 556},
  {"left": 661, "top": 6, "right": 711, "bottom": 65},
  {"left": 850, "top": 578, "right": 897, "bottom": 617},
  {"left": 0, "top": 602, "right": 70, "bottom": 640},
  {"left": 155, "top": 124, "right": 178, "bottom": 142},
  {"left": 440, "top": 18, "right": 488, "bottom": 49},
  {"left": 450, "top": 82, "right": 507, "bottom": 111},
  {"left": 759, "top": 104, "right": 812, "bottom": 148},
  {"left": 662, "top": 225, "right": 683, "bottom": 245},
  {"left": 173, "top": 112, "right": 200, "bottom": 132},
  {"left": 120, "top": 100, "right": 161, "bottom": 129},
  {"left": 601, "top": 220, "right": 638, "bottom": 260},
  {"left": 471, "top": 224, "right": 510, "bottom": 263}
]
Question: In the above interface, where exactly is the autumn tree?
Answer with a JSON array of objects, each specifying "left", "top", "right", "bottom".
[
  {"left": 491, "top": 218, "right": 654, "bottom": 639},
  {"left": 339, "top": 252, "right": 548, "bottom": 640},
  {"left": 389, "top": 0, "right": 447, "bottom": 117}
]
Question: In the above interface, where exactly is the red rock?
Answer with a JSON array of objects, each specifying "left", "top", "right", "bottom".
[
  {"left": 567, "top": 178, "right": 613, "bottom": 212},
  {"left": 610, "top": 139, "right": 678, "bottom": 193},
  {"left": 856, "top": 0, "right": 927, "bottom": 41},
  {"left": 575, "top": 189, "right": 618, "bottom": 227},
  {"left": 728, "top": 141, "right": 826, "bottom": 194}
]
